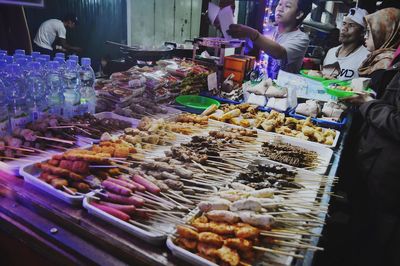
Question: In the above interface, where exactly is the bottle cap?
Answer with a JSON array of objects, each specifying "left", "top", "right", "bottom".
[{"left": 81, "top": 57, "right": 91, "bottom": 66}]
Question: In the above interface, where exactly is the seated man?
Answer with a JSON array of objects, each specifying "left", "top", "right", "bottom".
[{"left": 323, "top": 8, "right": 369, "bottom": 80}]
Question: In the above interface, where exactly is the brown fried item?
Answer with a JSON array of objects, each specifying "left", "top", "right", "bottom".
[
  {"left": 50, "top": 178, "right": 68, "bottom": 189},
  {"left": 71, "top": 182, "right": 91, "bottom": 193},
  {"left": 197, "top": 242, "right": 219, "bottom": 257},
  {"left": 176, "top": 238, "right": 197, "bottom": 252},
  {"left": 234, "top": 223, "right": 260, "bottom": 239},
  {"left": 176, "top": 226, "right": 199, "bottom": 240},
  {"left": 48, "top": 159, "right": 60, "bottom": 166},
  {"left": 216, "top": 245, "right": 240, "bottom": 266},
  {"left": 35, "top": 163, "right": 70, "bottom": 177},
  {"left": 209, "top": 222, "right": 235, "bottom": 235},
  {"left": 198, "top": 232, "right": 224, "bottom": 247},
  {"left": 224, "top": 238, "right": 253, "bottom": 252}
]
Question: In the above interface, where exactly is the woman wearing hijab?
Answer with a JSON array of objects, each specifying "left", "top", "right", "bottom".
[
  {"left": 358, "top": 7, "right": 400, "bottom": 98},
  {"left": 341, "top": 8, "right": 400, "bottom": 266}
]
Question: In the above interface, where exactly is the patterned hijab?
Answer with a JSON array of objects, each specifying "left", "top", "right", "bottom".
[{"left": 359, "top": 8, "right": 400, "bottom": 76}]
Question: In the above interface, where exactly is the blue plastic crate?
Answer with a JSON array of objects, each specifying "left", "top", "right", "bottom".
[{"left": 288, "top": 107, "right": 347, "bottom": 130}]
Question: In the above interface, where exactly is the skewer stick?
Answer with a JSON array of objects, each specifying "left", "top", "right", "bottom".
[
  {"left": 191, "top": 160, "right": 207, "bottom": 172},
  {"left": 135, "top": 208, "right": 185, "bottom": 215},
  {"left": 253, "top": 246, "right": 304, "bottom": 259},
  {"left": 272, "top": 240, "right": 324, "bottom": 251},
  {"left": 36, "top": 136, "right": 75, "bottom": 145},
  {"left": 128, "top": 219, "right": 167, "bottom": 234},
  {"left": 5, "top": 146, "right": 36, "bottom": 153},
  {"left": 0, "top": 156, "right": 35, "bottom": 162}
]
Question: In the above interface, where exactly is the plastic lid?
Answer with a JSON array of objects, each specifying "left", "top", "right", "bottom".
[
  {"left": 68, "top": 55, "right": 79, "bottom": 61},
  {"left": 81, "top": 57, "right": 91, "bottom": 66},
  {"left": 14, "top": 49, "right": 25, "bottom": 55},
  {"left": 39, "top": 54, "right": 51, "bottom": 61},
  {"left": 55, "top": 52, "right": 65, "bottom": 59}
]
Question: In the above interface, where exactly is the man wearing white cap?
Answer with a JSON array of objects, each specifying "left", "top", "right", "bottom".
[{"left": 323, "top": 8, "right": 370, "bottom": 80}]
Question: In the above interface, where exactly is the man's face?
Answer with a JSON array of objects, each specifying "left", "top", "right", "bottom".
[
  {"left": 339, "top": 17, "right": 364, "bottom": 45},
  {"left": 66, "top": 21, "right": 76, "bottom": 29},
  {"left": 275, "top": 0, "right": 300, "bottom": 25}
]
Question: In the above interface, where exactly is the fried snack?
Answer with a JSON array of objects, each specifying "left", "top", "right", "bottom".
[
  {"left": 177, "top": 226, "right": 199, "bottom": 240},
  {"left": 198, "top": 232, "right": 224, "bottom": 247}
]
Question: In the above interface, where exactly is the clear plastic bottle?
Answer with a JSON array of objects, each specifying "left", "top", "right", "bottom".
[
  {"left": 0, "top": 62, "right": 9, "bottom": 136},
  {"left": 79, "top": 57, "right": 96, "bottom": 114},
  {"left": 26, "top": 62, "right": 48, "bottom": 121},
  {"left": 46, "top": 61, "right": 65, "bottom": 116},
  {"left": 63, "top": 60, "right": 81, "bottom": 118},
  {"left": 0, "top": 49, "right": 7, "bottom": 55},
  {"left": 15, "top": 57, "right": 29, "bottom": 76},
  {"left": 6, "top": 64, "right": 30, "bottom": 130}
]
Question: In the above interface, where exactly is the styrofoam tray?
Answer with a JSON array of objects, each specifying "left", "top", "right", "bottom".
[
  {"left": 256, "top": 131, "right": 334, "bottom": 175},
  {"left": 83, "top": 192, "right": 170, "bottom": 245},
  {"left": 209, "top": 118, "right": 340, "bottom": 149},
  {"left": 167, "top": 237, "right": 217, "bottom": 266},
  {"left": 18, "top": 157, "right": 86, "bottom": 205}
]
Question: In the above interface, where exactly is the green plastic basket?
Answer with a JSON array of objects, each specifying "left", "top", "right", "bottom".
[
  {"left": 175, "top": 95, "right": 221, "bottom": 110},
  {"left": 322, "top": 80, "right": 355, "bottom": 98},
  {"left": 300, "top": 69, "right": 327, "bottom": 82}
]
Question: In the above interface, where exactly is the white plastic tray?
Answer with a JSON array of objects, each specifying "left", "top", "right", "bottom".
[
  {"left": 83, "top": 192, "right": 170, "bottom": 245},
  {"left": 94, "top": 111, "right": 139, "bottom": 127},
  {"left": 209, "top": 119, "right": 340, "bottom": 149},
  {"left": 18, "top": 157, "right": 86, "bottom": 205},
  {"left": 256, "top": 132, "right": 334, "bottom": 175}
]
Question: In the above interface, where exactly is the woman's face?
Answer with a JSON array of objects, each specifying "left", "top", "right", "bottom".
[{"left": 364, "top": 26, "right": 375, "bottom": 52}]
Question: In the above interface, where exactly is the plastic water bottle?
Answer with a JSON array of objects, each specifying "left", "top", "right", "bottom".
[
  {"left": 14, "top": 49, "right": 25, "bottom": 56},
  {"left": 6, "top": 64, "right": 30, "bottom": 130},
  {"left": 46, "top": 61, "right": 65, "bottom": 116},
  {"left": 26, "top": 62, "right": 48, "bottom": 121},
  {"left": 15, "top": 57, "right": 29, "bottom": 75},
  {"left": 79, "top": 58, "right": 96, "bottom": 114},
  {"left": 0, "top": 49, "right": 7, "bottom": 55},
  {"left": 0, "top": 68, "right": 9, "bottom": 136},
  {"left": 25, "top": 55, "right": 33, "bottom": 62},
  {"left": 63, "top": 60, "right": 81, "bottom": 118}
]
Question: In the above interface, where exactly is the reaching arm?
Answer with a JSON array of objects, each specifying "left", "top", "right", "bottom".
[
  {"left": 227, "top": 24, "right": 286, "bottom": 60},
  {"left": 58, "top": 38, "right": 82, "bottom": 53}
]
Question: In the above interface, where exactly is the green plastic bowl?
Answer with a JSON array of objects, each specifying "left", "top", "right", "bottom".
[
  {"left": 175, "top": 95, "right": 220, "bottom": 110},
  {"left": 322, "top": 80, "right": 355, "bottom": 98},
  {"left": 300, "top": 69, "right": 327, "bottom": 82}
]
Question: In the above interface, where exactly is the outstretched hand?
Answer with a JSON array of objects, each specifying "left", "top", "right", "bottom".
[{"left": 227, "top": 24, "right": 259, "bottom": 40}]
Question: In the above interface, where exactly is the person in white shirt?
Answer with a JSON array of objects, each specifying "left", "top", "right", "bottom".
[
  {"left": 323, "top": 8, "right": 370, "bottom": 80},
  {"left": 227, "top": 0, "right": 313, "bottom": 79},
  {"left": 33, "top": 14, "right": 82, "bottom": 56}
]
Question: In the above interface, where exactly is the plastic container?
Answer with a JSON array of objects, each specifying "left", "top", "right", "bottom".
[
  {"left": 83, "top": 192, "right": 170, "bottom": 245},
  {"left": 175, "top": 95, "right": 220, "bottom": 111},
  {"left": 288, "top": 108, "right": 348, "bottom": 130},
  {"left": 19, "top": 157, "right": 86, "bottom": 205}
]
